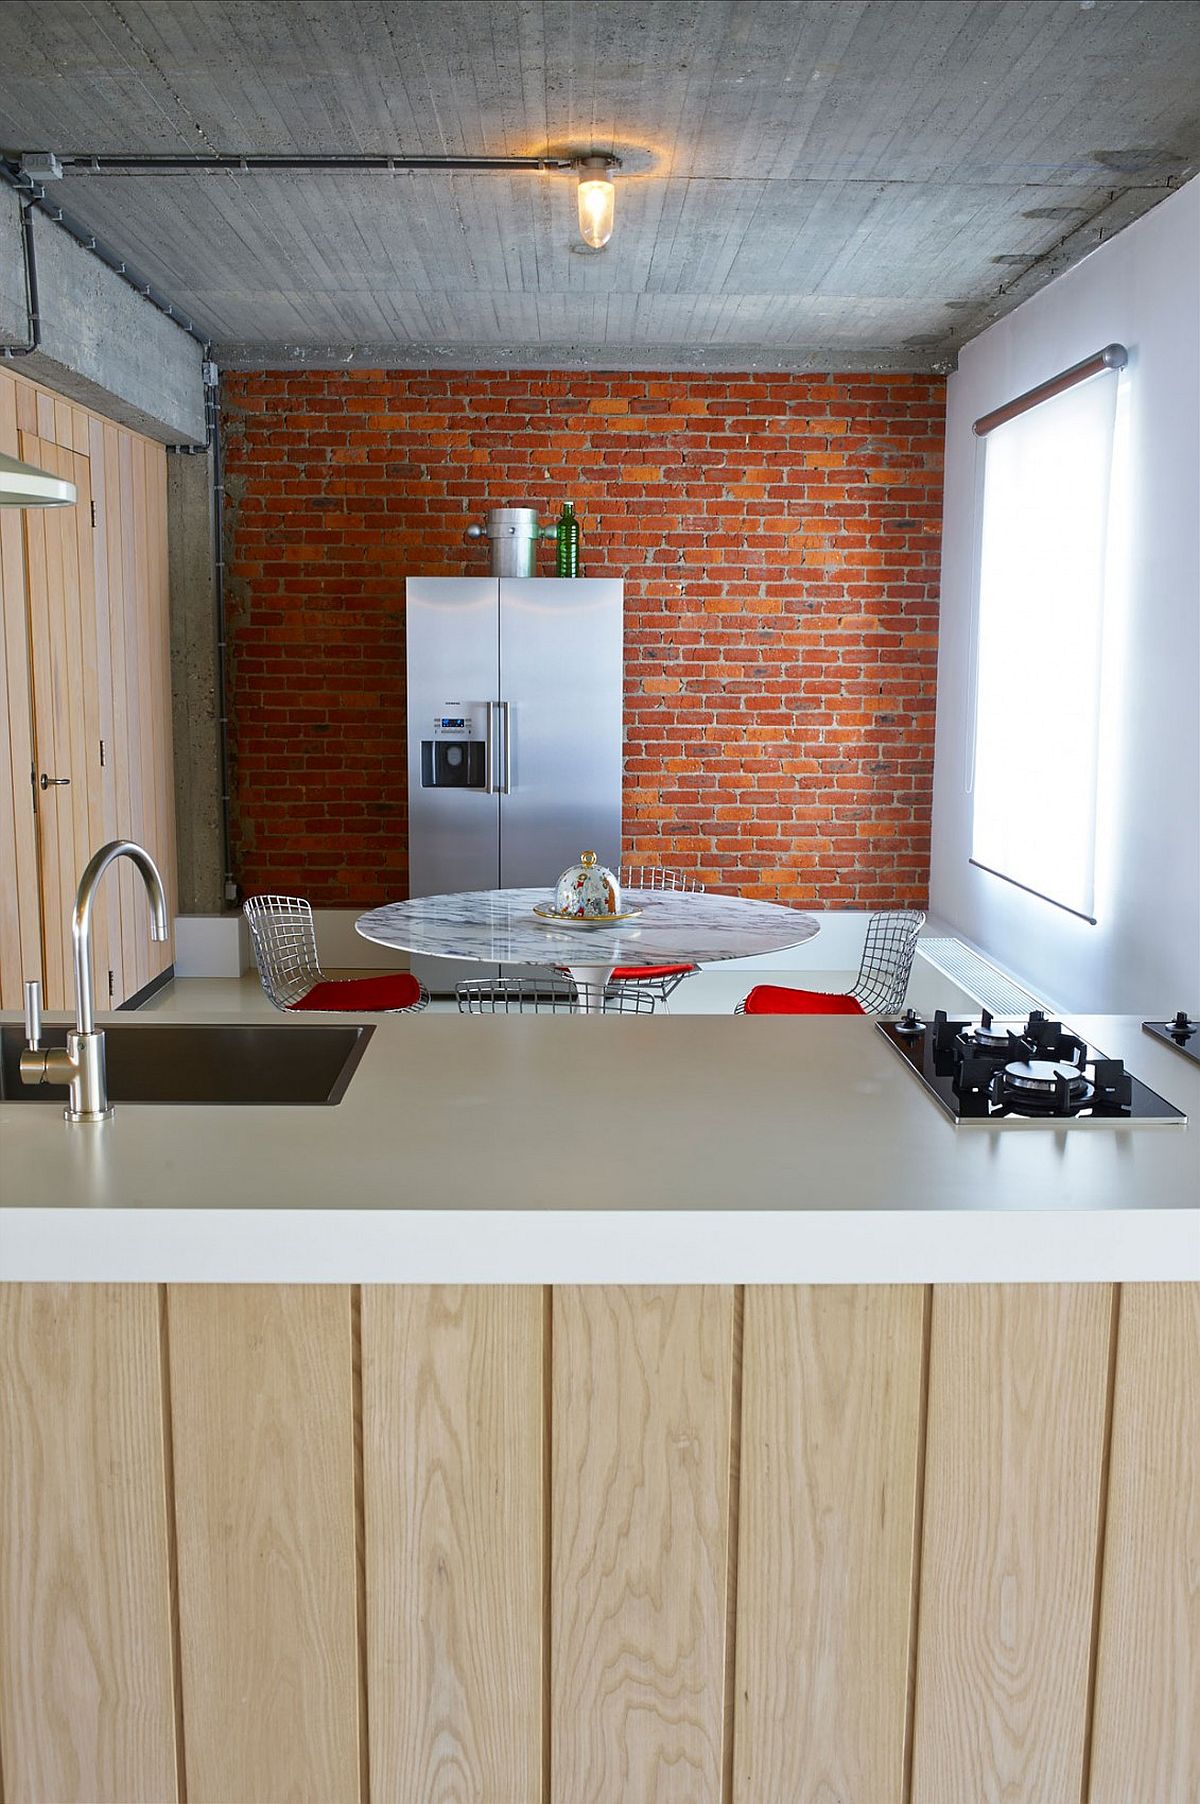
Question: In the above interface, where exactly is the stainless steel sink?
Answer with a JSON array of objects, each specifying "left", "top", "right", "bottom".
[{"left": 0, "top": 1022, "right": 374, "bottom": 1105}]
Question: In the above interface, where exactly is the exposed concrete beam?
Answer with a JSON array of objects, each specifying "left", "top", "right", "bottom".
[
  {"left": 213, "top": 341, "right": 957, "bottom": 374},
  {"left": 0, "top": 189, "right": 207, "bottom": 444}
]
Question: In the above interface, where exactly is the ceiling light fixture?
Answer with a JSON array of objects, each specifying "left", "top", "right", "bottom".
[
  {"left": 0, "top": 449, "right": 77, "bottom": 508},
  {"left": 13, "top": 146, "right": 629, "bottom": 254},
  {"left": 574, "top": 154, "right": 620, "bottom": 249}
]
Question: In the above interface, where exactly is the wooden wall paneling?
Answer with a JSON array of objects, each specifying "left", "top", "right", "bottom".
[
  {"left": 0, "top": 372, "right": 43, "bottom": 1006},
  {"left": 362, "top": 1286, "right": 544, "bottom": 1802},
  {"left": 0, "top": 372, "right": 176, "bottom": 1005},
  {"left": 141, "top": 440, "right": 175, "bottom": 974},
  {"left": 14, "top": 377, "right": 36, "bottom": 436},
  {"left": 100, "top": 421, "right": 139, "bottom": 990},
  {"left": 167, "top": 1285, "right": 361, "bottom": 1804},
  {"left": 44, "top": 396, "right": 124, "bottom": 998},
  {"left": 910, "top": 1284, "right": 1114, "bottom": 1804},
  {"left": 64, "top": 445, "right": 120, "bottom": 1001},
  {"left": 116, "top": 432, "right": 148, "bottom": 994},
  {"left": 155, "top": 447, "right": 179, "bottom": 939},
  {"left": 0, "top": 496, "right": 26, "bottom": 1007},
  {"left": 86, "top": 415, "right": 124, "bottom": 1003},
  {"left": 16, "top": 444, "right": 67, "bottom": 1006},
  {"left": 19, "top": 436, "right": 103, "bottom": 1007},
  {"left": 551, "top": 1286, "right": 736, "bottom": 1804},
  {"left": 129, "top": 433, "right": 166, "bottom": 991},
  {"left": 48, "top": 444, "right": 93, "bottom": 974},
  {"left": 0, "top": 1284, "right": 179, "bottom": 1804},
  {"left": 733, "top": 1285, "right": 927, "bottom": 1804},
  {"left": 129, "top": 438, "right": 159, "bottom": 988},
  {"left": 52, "top": 396, "right": 73, "bottom": 453},
  {"left": 1087, "top": 1284, "right": 1200, "bottom": 1803}
]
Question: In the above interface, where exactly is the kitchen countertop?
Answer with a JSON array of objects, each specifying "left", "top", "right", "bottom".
[{"left": 1, "top": 1010, "right": 1196, "bottom": 1283}]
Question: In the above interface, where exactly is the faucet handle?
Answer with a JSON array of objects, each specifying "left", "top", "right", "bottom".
[{"left": 23, "top": 979, "right": 42, "bottom": 1050}]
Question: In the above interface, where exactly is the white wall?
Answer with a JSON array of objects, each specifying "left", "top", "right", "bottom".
[{"left": 930, "top": 179, "right": 1200, "bottom": 1015}]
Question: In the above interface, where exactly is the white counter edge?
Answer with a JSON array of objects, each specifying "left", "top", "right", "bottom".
[{"left": 3, "top": 1207, "right": 1197, "bottom": 1285}]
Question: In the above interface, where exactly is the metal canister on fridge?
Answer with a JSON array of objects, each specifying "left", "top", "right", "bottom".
[{"left": 465, "top": 506, "right": 543, "bottom": 577}]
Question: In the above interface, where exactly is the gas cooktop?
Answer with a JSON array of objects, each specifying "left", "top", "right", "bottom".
[{"left": 878, "top": 1008, "right": 1187, "bottom": 1127}]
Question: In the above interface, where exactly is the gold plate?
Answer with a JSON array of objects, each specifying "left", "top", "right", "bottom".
[{"left": 532, "top": 904, "right": 644, "bottom": 928}]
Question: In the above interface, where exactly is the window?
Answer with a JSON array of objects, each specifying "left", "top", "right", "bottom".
[{"left": 968, "top": 360, "right": 1123, "bottom": 922}]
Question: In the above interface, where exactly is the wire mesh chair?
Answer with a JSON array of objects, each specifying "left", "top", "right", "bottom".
[
  {"left": 243, "top": 893, "right": 429, "bottom": 1014},
  {"left": 601, "top": 865, "right": 708, "bottom": 1007},
  {"left": 735, "top": 909, "right": 926, "bottom": 1017},
  {"left": 618, "top": 865, "right": 705, "bottom": 893},
  {"left": 456, "top": 977, "right": 657, "bottom": 1014}
]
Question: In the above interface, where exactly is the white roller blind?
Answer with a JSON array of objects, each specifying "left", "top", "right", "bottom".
[{"left": 969, "top": 370, "right": 1119, "bottom": 920}]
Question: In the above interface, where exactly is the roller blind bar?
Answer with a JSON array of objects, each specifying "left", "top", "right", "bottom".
[{"left": 972, "top": 343, "right": 1127, "bottom": 437}]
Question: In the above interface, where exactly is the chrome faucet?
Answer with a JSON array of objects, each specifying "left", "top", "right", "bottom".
[{"left": 20, "top": 839, "right": 169, "bottom": 1121}]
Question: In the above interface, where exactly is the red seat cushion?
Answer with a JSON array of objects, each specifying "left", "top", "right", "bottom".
[
  {"left": 742, "top": 985, "right": 865, "bottom": 1016},
  {"left": 609, "top": 963, "right": 698, "bottom": 981},
  {"left": 290, "top": 973, "right": 423, "bottom": 1012}
]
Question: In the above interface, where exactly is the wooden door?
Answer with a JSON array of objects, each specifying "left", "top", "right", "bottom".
[
  {"left": 0, "top": 369, "right": 177, "bottom": 1010},
  {"left": 19, "top": 434, "right": 121, "bottom": 1010}
]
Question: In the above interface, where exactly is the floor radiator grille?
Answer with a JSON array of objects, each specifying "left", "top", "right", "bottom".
[{"left": 917, "top": 938, "right": 1049, "bottom": 1017}]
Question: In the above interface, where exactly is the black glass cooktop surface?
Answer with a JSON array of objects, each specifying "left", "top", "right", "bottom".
[
  {"left": 1142, "top": 1013, "right": 1200, "bottom": 1068},
  {"left": 878, "top": 1009, "right": 1187, "bottom": 1126}
]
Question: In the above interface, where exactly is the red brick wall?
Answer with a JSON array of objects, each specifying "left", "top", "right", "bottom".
[{"left": 222, "top": 370, "right": 945, "bottom": 909}]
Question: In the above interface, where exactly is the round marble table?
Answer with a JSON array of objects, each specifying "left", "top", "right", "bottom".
[{"left": 356, "top": 888, "right": 820, "bottom": 1012}]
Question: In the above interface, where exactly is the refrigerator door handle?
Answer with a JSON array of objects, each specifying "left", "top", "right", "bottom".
[
  {"left": 484, "top": 700, "right": 497, "bottom": 794},
  {"left": 499, "top": 700, "right": 512, "bottom": 794}
]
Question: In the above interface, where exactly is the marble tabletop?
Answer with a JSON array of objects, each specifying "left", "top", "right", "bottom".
[{"left": 355, "top": 887, "right": 821, "bottom": 967}]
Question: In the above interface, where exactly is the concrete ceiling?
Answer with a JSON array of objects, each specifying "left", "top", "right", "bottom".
[{"left": 1, "top": 0, "right": 1198, "bottom": 372}]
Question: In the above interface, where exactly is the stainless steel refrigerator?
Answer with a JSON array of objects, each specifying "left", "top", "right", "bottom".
[{"left": 406, "top": 576, "right": 623, "bottom": 989}]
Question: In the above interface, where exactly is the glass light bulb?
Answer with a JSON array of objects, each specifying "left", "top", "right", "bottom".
[{"left": 577, "top": 174, "right": 615, "bottom": 249}]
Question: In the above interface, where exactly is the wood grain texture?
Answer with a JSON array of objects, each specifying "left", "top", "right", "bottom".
[
  {"left": 0, "top": 1284, "right": 178, "bottom": 1803},
  {"left": 911, "top": 1284, "right": 1113, "bottom": 1804},
  {"left": 0, "top": 368, "right": 177, "bottom": 1009},
  {"left": 20, "top": 433, "right": 112, "bottom": 1008},
  {"left": 362, "top": 1285, "right": 544, "bottom": 1803},
  {"left": 551, "top": 1286, "right": 735, "bottom": 1804},
  {"left": 1087, "top": 1284, "right": 1200, "bottom": 1804},
  {"left": 733, "top": 1285, "right": 926, "bottom": 1804},
  {"left": 168, "top": 1285, "right": 361, "bottom": 1804},
  {"left": 0, "top": 373, "right": 42, "bottom": 1006}
]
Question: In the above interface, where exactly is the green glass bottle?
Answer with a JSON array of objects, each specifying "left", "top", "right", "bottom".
[{"left": 554, "top": 500, "right": 580, "bottom": 578}]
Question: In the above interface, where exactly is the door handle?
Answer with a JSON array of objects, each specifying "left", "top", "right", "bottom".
[
  {"left": 484, "top": 701, "right": 497, "bottom": 795},
  {"left": 40, "top": 773, "right": 70, "bottom": 789},
  {"left": 499, "top": 701, "right": 511, "bottom": 794}
]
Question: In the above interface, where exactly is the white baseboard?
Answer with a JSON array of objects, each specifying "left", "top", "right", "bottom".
[{"left": 174, "top": 914, "right": 248, "bottom": 978}]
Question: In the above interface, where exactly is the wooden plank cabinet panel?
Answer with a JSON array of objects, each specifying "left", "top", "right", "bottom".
[
  {"left": 168, "top": 1285, "right": 360, "bottom": 1804},
  {"left": 551, "top": 1286, "right": 735, "bottom": 1804},
  {"left": 98, "top": 419, "right": 140, "bottom": 991},
  {"left": 362, "top": 1286, "right": 544, "bottom": 1803},
  {"left": 734, "top": 1285, "right": 926, "bottom": 1804},
  {"left": 1088, "top": 1284, "right": 1200, "bottom": 1804},
  {"left": 0, "top": 1284, "right": 178, "bottom": 1804},
  {"left": 911, "top": 1284, "right": 1113, "bottom": 1804},
  {"left": 140, "top": 438, "right": 174, "bottom": 981},
  {"left": 0, "top": 371, "right": 43, "bottom": 1006},
  {"left": 116, "top": 432, "right": 148, "bottom": 996}
]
